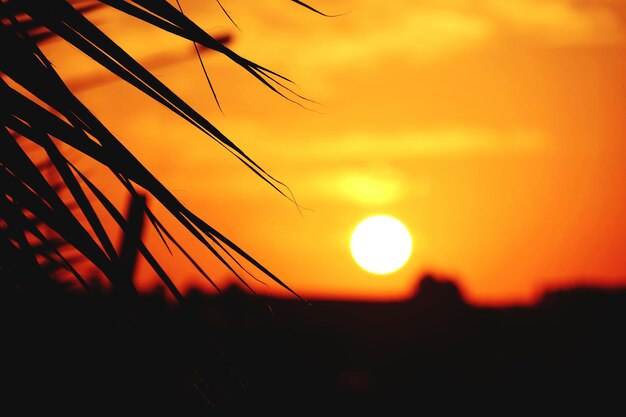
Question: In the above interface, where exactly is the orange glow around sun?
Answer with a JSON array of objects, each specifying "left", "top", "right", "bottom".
[{"left": 44, "top": 0, "right": 626, "bottom": 304}]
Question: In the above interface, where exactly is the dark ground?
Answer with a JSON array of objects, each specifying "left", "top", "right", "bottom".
[{"left": 3, "top": 274, "right": 626, "bottom": 414}]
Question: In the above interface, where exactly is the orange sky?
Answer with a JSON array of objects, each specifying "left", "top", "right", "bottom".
[{"left": 43, "top": 0, "right": 626, "bottom": 304}]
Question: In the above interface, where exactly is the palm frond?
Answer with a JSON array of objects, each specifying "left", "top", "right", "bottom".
[{"left": 1, "top": 0, "right": 323, "bottom": 299}]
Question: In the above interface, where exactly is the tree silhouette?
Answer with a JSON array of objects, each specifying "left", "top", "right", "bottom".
[{"left": 1, "top": 0, "right": 324, "bottom": 299}]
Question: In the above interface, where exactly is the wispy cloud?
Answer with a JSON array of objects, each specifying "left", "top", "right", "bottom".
[
  {"left": 227, "top": 0, "right": 625, "bottom": 96},
  {"left": 302, "top": 9, "right": 493, "bottom": 67},
  {"left": 305, "top": 164, "right": 435, "bottom": 206},
  {"left": 483, "top": 0, "right": 625, "bottom": 46},
  {"left": 244, "top": 127, "right": 549, "bottom": 162},
  {"left": 308, "top": 166, "right": 407, "bottom": 206},
  {"left": 237, "top": 1, "right": 494, "bottom": 78}
]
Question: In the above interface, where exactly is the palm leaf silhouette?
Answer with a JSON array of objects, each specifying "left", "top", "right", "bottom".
[{"left": 1, "top": 0, "right": 327, "bottom": 299}]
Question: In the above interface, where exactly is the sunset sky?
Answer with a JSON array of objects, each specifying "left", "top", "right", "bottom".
[{"left": 44, "top": 0, "right": 626, "bottom": 304}]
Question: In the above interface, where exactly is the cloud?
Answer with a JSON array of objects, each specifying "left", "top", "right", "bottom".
[
  {"left": 235, "top": 1, "right": 494, "bottom": 79},
  {"left": 306, "top": 165, "right": 435, "bottom": 206},
  {"left": 308, "top": 167, "right": 405, "bottom": 206},
  {"left": 246, "top": 127, "right": 548, "bottom": 162},
  {"left": 483, "top": 0, "right": 625, "bottom": 46},
  {"left": 148, "top": 122, "right": 547, "bottom": 205},
  {"left": 224, "top": 0, "right": 625, "bottom": 97},
  {"left": 303, "top": 9, "right": 493, "bottom": 67}
]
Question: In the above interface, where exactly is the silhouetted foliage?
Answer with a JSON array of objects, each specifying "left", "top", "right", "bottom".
[
  {"left": 1, "top": 1, "right": 343, "bottom": 412},
  {"left": 4, "top": 274, "right": 625, "bottom": 414},
  {"left": 412, "top": 273, "right": 465, "bottom": 309},
  {"left": 1, "top": 0, "right": 328, "bottom": 298}
]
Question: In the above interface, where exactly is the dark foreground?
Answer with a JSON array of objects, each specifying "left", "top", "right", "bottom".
[{"left": 3, "top": 275, "right": 626, "bottom": 414}]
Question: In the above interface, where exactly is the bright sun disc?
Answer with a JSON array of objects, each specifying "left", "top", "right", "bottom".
[{"left": 350, "top": 215, "right": 413, "bottom": 274}]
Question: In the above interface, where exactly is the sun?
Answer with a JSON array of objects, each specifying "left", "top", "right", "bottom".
[{"left": 350, "top": 215, "right": 413, "bottom": 275}]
